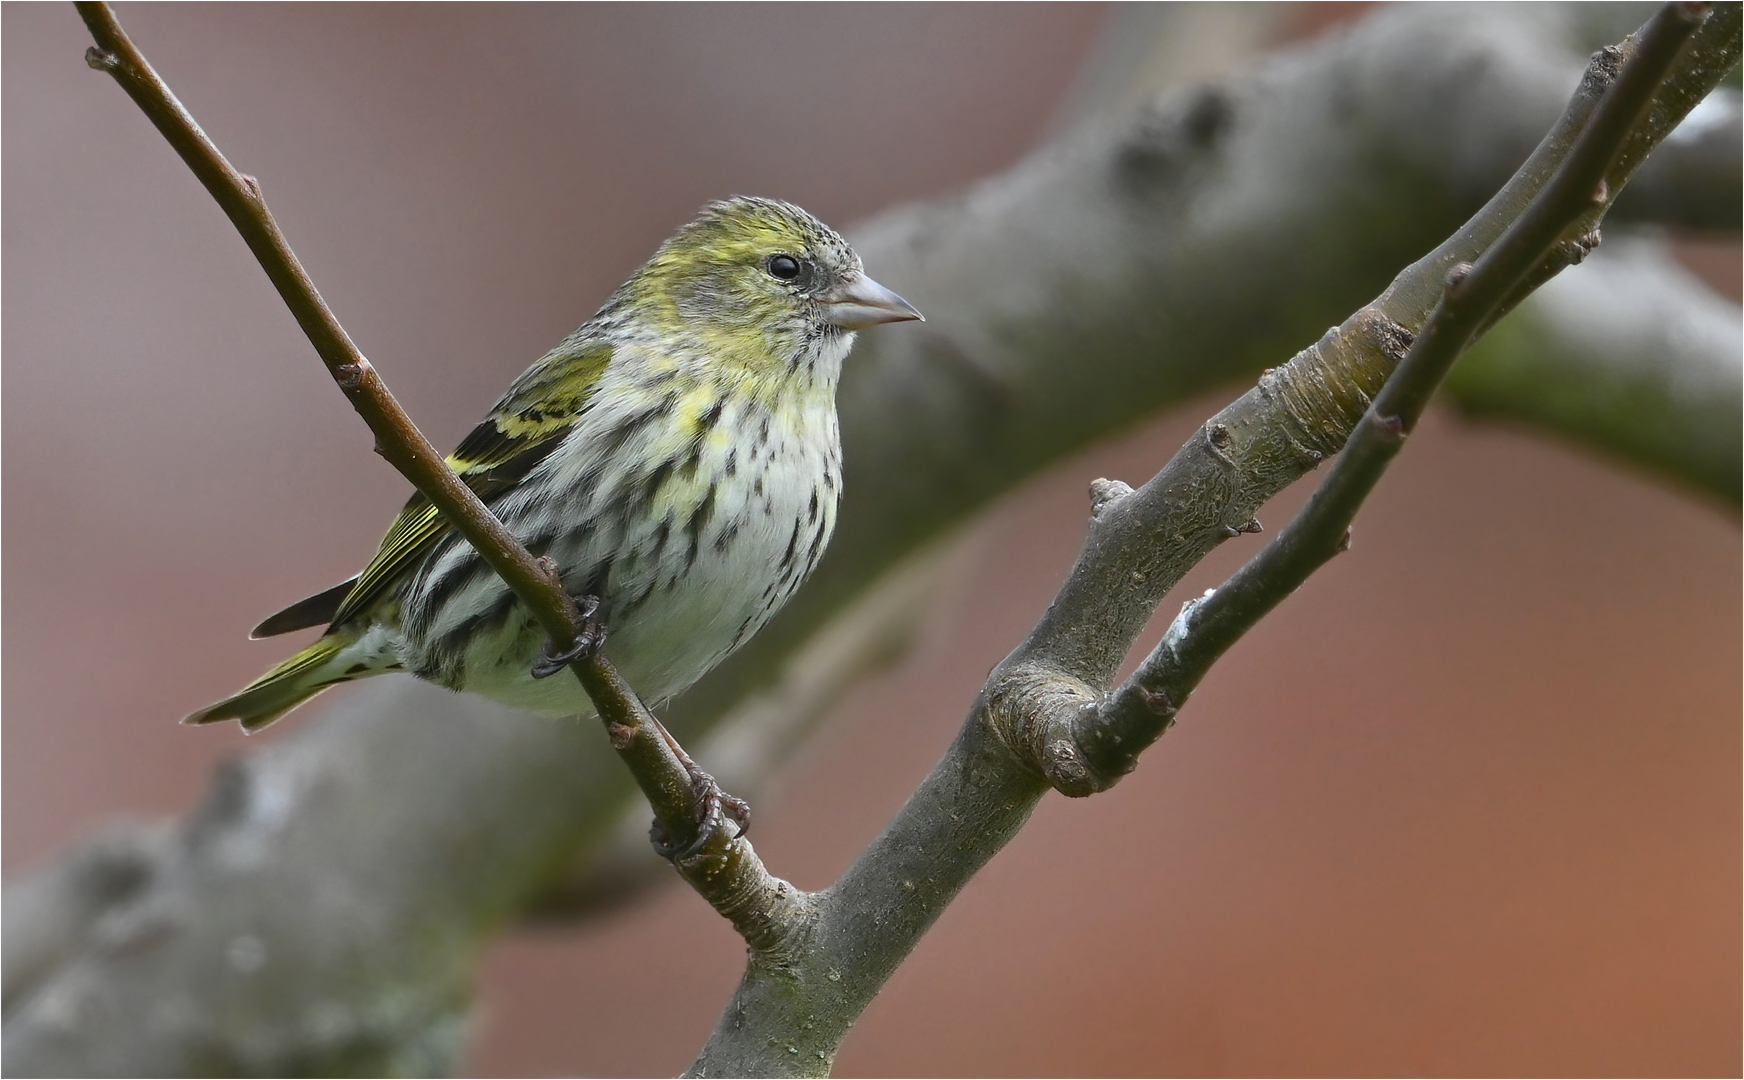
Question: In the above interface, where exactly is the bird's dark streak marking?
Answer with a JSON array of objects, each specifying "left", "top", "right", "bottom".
[
  {"left": 712, "top": 520, "right": 741, "bottom": 555},
  {"left": 429, "top": 589, "right": 520, "bottom": 683},
  {"left": 807, "top": 488, "right": 818, "bottom": 525},
  {"left": 406, "top": 543, "right": 486, "bottom": 635},
  {"left": 616, "top": 580, "right": 657, "bottom": 619},
  {"left": 802, "top": 519, "right": 828, "bottom": 577},
  {"left": 731, "top": 611, "right": 760, "bottom": 650},
  {"left": 344, "top": 662, "right": 371, "bottom": 676},
  {"left": 724, "top": 448, "right": 738, "bottom": 478},
  {"left": 475, "top": 434, "right": 565, "bottom": 491},
  {"left": 677, "top": 441, "right": 703, "bottom": 484},
  {"left": 684, "top": 486, "right": 718, "bottom": 571},
  {"left": 584, "top": 559, "right": 613, "bottom": 604},
  {"left": 413, "top": 649, "right": 463, "bottom": 690},
  {"left": 779, "top": 518, "right": 803, "bottom": 571},
  {"left": 597, "top": 399, "right": 674, "bottom": 459},
  {"left": 639, "top": 457, "right": 677, "bottom": 515},
  {"left": 698, "top": 398, "right": 724, "bottom": 436},
  {"left": 524, "top": 519, "right": 591, "bottom": 559},
  {"left": 650, "top": 519, "right": 671, "bottom": 558}
]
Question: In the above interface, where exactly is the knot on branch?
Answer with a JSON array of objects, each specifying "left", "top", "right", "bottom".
[
  {"left": 986, "top": 665, "right": 1120, "bottom": 798},
  {"left": 1444, "top": 261, "right": 1475, "bottom": 301},
  {"left": 1371, "top": 412, "right": 1408, "bottom": 444},
  {"left": 1088, "top": 478, "right": 1134, "bottom": 519},
  {"left": 332, "top": 360, "right": 370, "bottom": 392},
  {"left": 1559, "top": 228, "right": 1602, "bottom": 267},
  {"left": 1588, "top": 44, "right": 1627, "bottom": 90}
]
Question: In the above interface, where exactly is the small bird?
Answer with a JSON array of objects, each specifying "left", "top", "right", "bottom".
[{"left": 187, "top": 197, "right": 921, "bottom": 732}]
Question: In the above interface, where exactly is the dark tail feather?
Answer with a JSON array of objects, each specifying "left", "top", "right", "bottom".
[{"left": 251, "top": 577, "right": 358, "bottom": 638}]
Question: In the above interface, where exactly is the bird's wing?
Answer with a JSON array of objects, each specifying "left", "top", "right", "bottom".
[{"left": 317, "top": 340, "right": 614, "bottom": 631}]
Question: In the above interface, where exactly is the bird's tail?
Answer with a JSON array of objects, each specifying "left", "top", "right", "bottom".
[{"left": 183, "top": 632, "right": 383, "bottom": 733}]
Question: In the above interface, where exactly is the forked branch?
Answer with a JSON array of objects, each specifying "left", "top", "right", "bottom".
[
  {"left": 64, "top": 2, "right": 1739, "bottom": 1077},
  {"left": 691, "top": 4, "right": 1734, "bottom": 1074}
]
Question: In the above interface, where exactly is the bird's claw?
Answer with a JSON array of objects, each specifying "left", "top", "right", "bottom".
[
  {"left": 650, "top": 760, "right": 752, "bottom": 862},
  {"left": 530, "top": 593, "right": 608, "bottom": 679}
]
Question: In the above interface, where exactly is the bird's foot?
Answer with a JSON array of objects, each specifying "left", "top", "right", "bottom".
[
  {"left": 530, "top": 592, "right": 608, "bottom": 679},
  {"left": 650, "top": 753, "right": 752, "bottom": 862}
]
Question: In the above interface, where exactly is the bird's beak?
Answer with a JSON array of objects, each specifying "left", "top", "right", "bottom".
[{"left": 819, "top": 273, "right": 924, "bottom": 329}]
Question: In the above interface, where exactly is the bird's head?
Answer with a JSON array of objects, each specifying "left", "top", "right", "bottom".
[{"left": 626, "top": 197, "right": 921, "bottom": 377}]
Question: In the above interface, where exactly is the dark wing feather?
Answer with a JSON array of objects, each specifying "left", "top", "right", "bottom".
[{"left": 321, "top": 340, "right": 612, "bottom": 630}]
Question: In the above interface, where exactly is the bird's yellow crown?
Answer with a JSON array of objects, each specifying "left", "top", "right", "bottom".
[{"left": 620, "top": 197, "right": 862, "bottom": 376}]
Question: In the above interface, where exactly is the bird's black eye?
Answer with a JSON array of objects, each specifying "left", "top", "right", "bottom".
[{"left": 766, "top": 254, "right": 803, "bottom": 281}]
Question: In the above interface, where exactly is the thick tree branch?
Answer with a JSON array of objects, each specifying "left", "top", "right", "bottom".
[
  {"left": 690, "top": 6, "right": 1734, "bottom": 1074},
  {"left": 8, "top": 5, "right": 1736, "bottom": 1075},
  {"left": 684, "top": 5, "right": 1739, "bottom": 745},
  {"left": 1093, "top": 2, "right": 1716, "bottom": 769}
]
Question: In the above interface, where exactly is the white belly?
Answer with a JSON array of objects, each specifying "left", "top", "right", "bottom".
[{"left": 395, "top": 387, "right": 841, "bottom": 718}]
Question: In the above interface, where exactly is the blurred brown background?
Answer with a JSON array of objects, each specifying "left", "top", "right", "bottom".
[{"left": 4, "top": 3, "right": 1737, "bottom": 1076}]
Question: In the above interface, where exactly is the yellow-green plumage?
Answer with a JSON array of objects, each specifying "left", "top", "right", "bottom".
[{"left": 187, "top": 197, "right": 920, "bottom": 732}]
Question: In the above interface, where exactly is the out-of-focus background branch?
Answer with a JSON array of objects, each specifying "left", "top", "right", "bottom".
[{"left": 5, "top": 3, "right": 1737, "bottom": 1075}]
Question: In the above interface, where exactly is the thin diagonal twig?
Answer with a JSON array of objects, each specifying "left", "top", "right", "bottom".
[
  {"left": 1090, "top": 1, "right": 1712, "bottom": 762},
  {"left": 74, "top": 0, "right": 779, "bottom": 905}
]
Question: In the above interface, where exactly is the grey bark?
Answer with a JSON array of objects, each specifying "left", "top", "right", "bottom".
[
  {"left": 690, "top": 8, "right": 1737, "bottom": 1069},
  {"left": 5, "top": 4, "right": 1737, "bottom": 1076}
]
